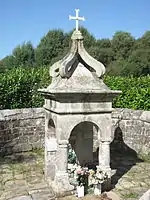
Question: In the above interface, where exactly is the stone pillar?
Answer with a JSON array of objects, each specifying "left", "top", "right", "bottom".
[
  {"left": 54, "top": 140, "right": 74, "bottom": 193},
  {"left": 98, "top": 141, "right": 111, "bottom": 177},
  {"left": 45, "top": 138, "right": 57, "bottom": 181},
  {"left": 98, "top": 141, "right": 111, "bottom": 190},
  {"left": 57, "top": 140, "right": 68, "bottom": 172}
]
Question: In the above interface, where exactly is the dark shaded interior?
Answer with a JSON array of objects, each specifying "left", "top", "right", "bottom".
[
  {"left": 69, "top": 121, "right": 99, "bottom": 167},
  {"left": 110, "top": 127, "right": 143, "bottom": 189}
]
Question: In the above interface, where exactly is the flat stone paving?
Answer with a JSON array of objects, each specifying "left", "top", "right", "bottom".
[
  {"left": 0, "top": 151, "right": 55, "bottom": 200},
  {"left": 112, "top": 158, "right": 150, "bottom": 200},
  {"left": 0, "top": 151, "right": 150, "bottom": 200}
]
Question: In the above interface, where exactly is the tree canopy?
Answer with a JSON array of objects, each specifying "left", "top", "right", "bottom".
[{"left": 1, "top": 28, "right": 150, "bottom": 77}]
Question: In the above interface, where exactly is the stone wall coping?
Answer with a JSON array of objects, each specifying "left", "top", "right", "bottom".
[
  {"left": 0, "top": 108, "right": 44, "bottom": 121},
  {"left": 0, "top": 107, "right": 149, "bottom": 122},
  {"left": 112, "top": 108, "right": 150, "bottom": 122}
]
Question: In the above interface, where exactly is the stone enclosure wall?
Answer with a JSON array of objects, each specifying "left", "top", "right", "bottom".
[
  {"left": 0, "top": 108, "right": 45, "bottom": 155},
  {"left": 0, "top": 108, "right": 149, "bottom": 155}
]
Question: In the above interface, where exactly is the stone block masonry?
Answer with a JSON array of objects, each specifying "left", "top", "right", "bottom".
[
  {"left": 0, "top": 107, "right": 149, "bottom": 155},
  {"left": 111, "top": 108, "right": 150, "bottom": 154},
  {"left": 0, "top": 108, "right": 45, "bottom": 155}
]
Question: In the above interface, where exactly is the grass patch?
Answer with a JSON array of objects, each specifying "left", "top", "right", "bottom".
[
  {"left": 122, "top": 192, "right": 138, "bottom": 199},
  {"left": 29, "top": 148, "right": 44, "bottom": 157}
]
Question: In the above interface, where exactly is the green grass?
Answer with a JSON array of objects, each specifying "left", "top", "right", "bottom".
[
  {"left": 122, "top": 192, "right": 138, "bottom": 199},
  {"left": 29, "top": 148, "right": 44, "bottom": 157}
]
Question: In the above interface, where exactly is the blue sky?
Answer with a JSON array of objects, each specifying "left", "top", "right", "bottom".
[{"left": 0, "top": 0, "right": 150, "bottom": 59}]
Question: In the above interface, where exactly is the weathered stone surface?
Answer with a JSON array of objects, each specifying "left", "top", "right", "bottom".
[
  {"left": 105, "top": 191, "right": 120, "bottom": 200},
  {"left": 0, "top": 152, "right": 55, "bottom": 200},
  {"left": 0, "top": 108, "right": 44, "bottom": 155},
  {"left": 38, "top": 27, "right": 121, "bottom": 195},
  {"left": 0, "top": 108, "right": 149, "bottom": 155},
  {"left": 10, "top": 196, "right": 32, "bottom": 200},
  {"left": 139, "top": 189, "right": 150, "bottom": 200},
  {"left": 0, "top": 151, "right": 150, "bottom": 200}
]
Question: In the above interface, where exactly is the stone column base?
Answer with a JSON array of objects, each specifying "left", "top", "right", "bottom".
[
  {"left": 97, "top": 166, "right": 112, "bottom": 191},
  {"left": 49, "top": 172, "right": 74, "bottom": 196}
]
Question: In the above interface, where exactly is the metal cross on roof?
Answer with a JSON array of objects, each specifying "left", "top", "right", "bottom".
[{"left": 69, "top": 9, "right": 85, "bottom": 31}]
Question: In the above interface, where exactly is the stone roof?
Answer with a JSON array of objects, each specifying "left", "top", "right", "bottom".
[{"left": 39, "top": 30, "right": 121, "bottom": 95}]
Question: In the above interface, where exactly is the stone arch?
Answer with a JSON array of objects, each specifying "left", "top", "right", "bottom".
[
  {"left": 48, "top": 119, "right": 56, "bottom": 138},
  {"left": 45, "top": 115, "right": 56, "bottom": 139},
  {"left": 68, "top": 121, "right": 99, "bottom": 166},
  {"left": 66, "top": 119, "right": 101, "bottom": 140}
]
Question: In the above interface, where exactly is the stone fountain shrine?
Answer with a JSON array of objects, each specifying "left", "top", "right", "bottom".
[{"left": 39, "top": 9, "right": 121, "bottom": 195}]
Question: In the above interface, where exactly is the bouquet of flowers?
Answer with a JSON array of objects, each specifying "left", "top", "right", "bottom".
[
  {"left": 74, "top": 165, "right": 89, "bottom": 186},
  {"left": 89, "top": 166, "right": 108, "bottom": 186},
  {"left": 69, "top": 164, "right": 89, "bottom": 186}
]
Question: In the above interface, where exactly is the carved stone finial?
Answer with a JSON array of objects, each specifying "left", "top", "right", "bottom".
[
  {"left": 50, "top": 9, "right": 105, "bottom": 79},
  {"left": 50, "top": 30, "right": 105, "bottom": 79}
]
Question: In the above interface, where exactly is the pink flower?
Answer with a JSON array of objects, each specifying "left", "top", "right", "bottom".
[
  {"left": 77, "top": 170, "right": 81, "bottom": 174},
  {"left": 81, "top": 171, "right": 84, "bottom": 175}
]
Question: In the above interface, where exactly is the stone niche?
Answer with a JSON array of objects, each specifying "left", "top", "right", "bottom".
[
  {"left": 69, "top": 121, "right": 99, "bottom": 166},
  {"left": 39, "top": 30, "right": 121, "bottom": 194}
]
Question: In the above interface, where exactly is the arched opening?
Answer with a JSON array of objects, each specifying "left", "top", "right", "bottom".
[
  {"left": 69, "top": 121, "right": 99, "bottom": 167},
  {"left": 45, "top": 118, "right": 56, "bottom": 181},
  {"left": 47, "top": 118, "right": 56, "bottom": 139}
]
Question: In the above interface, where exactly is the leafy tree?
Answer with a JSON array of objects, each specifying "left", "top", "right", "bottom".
[
  {"left": 80, "top": 27, "right": 96, "bottom": 49},
  {"left": 0, "top": 56, "right": 15, "bottom": 72},
  {"left": 106, "top": 59, "right": 127, "bottom": 76},
  {"left": 35, "top": 29, "right": 67, "bottom": 66},
  {"left": 12, "top": 42, "right": 35, "bottom": 67},
  {"left": 135, "top": 31, "right": 150, "bottom": 49},
  {"left": 0, "top": 60, "right": 5, "bottom": 73},
  {"left": 111, "top": 31, "right": 135, "bottom": 60},
  {"left": 96, "top": 39, "right": 111, "bottom": 48},
  {"left": 89, "top": 46, "right": 113, "bottom": 66},
  {"left": 122, "top": 49, "right": 150, "bottom": 76},
  {"left": 1, "top": 27, "right": 150, "bottom": 77}
]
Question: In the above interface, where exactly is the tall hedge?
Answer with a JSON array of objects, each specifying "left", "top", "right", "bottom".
[
  {"left": 0, "top": 67, "right": 149, "bottom": 110},
  {"left": 104, "top": 76, "right": 150, "bottom": 110},
  {"left": 0, "top": 67, "right": 50, "bottom": 109}
]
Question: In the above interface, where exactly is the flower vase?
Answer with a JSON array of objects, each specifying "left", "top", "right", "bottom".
[
  {"left": 94, "top": 183, "right": 101, "bottom": 196},
  {"left": 77, "top": 186, "right": 84, "bottom": 197}
]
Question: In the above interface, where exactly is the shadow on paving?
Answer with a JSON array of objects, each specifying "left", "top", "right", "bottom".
[
  {"left": 0, "top": 149, "right": 44, "bottom": 165},
  {"left": 110, "top": 127, "right": 143, "bottom": 189}
]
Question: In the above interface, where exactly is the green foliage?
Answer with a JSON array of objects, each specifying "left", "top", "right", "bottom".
[
  {"left": 111, "top": 31, "right": 135, "bottom": 60},
  {"left": 0, "top": 67, "right": 50, "bottom": 109},
  {"left": 104, "top": 75, "right": 150, "bottom": 110},
  {"left": 89, "top": 47, "right": 113, "bottom": 66},
  {"left": 106, "top": 59, "right": 127, "bottom": 76},
  {"left": 0, "top": 42, "right": 36, "bottom": 72},
  {"left": 96, "top": 39, "right": 111, "bottom": 48},
  {"left": 122, "top": 192, "right": 138, "bottom": 199},
  {"left": 0, "top": 67, "right": 149, "bottom": 110},
  {"left": 122, "top": 49, "right": 150, "bottom": 76},
  {"left": 35, "top": 29, "right": 68, "bottom": 66},
  {"left": 80, "top": 27, "right": 96, "bottom": 49},
  {"left": 136, "top": 31, "right": 150, "bottom": 49},
  {"left": 12, "top": 42, "right": 35, "bottom": 67},
  {"left": 0, "top": 56, "right": 16, "bottom": 71},
  {"left": 68, "top": 145, "right": 77, "bottom": 164},
  {"left": 1, "top": 27, "right": 150, "bottom": 77}
]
